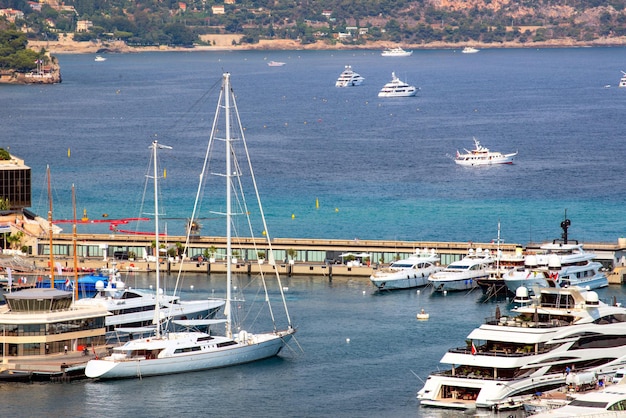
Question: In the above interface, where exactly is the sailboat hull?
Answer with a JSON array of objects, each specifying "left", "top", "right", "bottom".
[{"left": 85, "top": 330, "right": 294, "bottom": 379}]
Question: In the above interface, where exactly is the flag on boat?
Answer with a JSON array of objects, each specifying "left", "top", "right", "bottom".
[{"left": 471, "top": 341, "right": 477, "bottom": 355}]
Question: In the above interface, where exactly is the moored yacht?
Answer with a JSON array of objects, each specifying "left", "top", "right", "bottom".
[
  {"left": 529, "top": 384, "right": 626, "bottom": 417},
  {"left": 378, "top": 72, "right": 418, "bottom": 97},
  {"left": 477, "top": 248, "right": 525, "bottom": 296},
  {"left": 335, "top": 65, "right": 364, "bottom": 87},
  {"left": 369, "top": 249, "right": 442, "bottom": 290},
  {"left": 74, "top": 278, "right": 224, "bottom": 342},
  {"left": 381, "top": 47, "right": 413, "bottom": 57},
  {"left": 619, "top": 71, "right": 626, "bottom": 88},
  {"left": 428, "top": 248, "right": 493, "bottom": 292},
  {"left": 417, "top": 286, "right": 626, "bottom": 410},
  {"left": 503, "top": 217, "right": 608, "bottom": 294},
  {"left": 454, "top": 137, "right": 517, "bottom": 166}
]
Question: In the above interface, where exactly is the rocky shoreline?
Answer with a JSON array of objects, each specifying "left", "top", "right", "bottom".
[{"left": 0, "top": 53, "right": 62, "bottom": 85}]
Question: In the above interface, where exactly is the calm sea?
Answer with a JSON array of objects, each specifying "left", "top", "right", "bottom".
[
  {"left": 2, "top": 47, "right": 626, "bottom": 244},
  {"left": 2, "top": 48, "right": 626, "bottom": 417},
  {"left": 3, "top": 273, "right": 626, "bottom": 418}
]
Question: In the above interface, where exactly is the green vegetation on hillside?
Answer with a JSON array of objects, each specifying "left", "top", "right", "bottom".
[
  {"left": 0, "top": 26, "right": 45, "bottom": 72},
  {"left": 1, "top": 0, "right": 626, "bottom": 47}
]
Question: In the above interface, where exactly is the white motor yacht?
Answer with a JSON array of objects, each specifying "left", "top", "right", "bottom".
[
  {"left": 462, "top": 47, "right": 479, "bottom": 54},
  {"left": 335, "top": 65, "right": 364, "bottom": 87},
  {"left": 454, "top": 137, "right": 517, "bottom": 166},
  {"left": 417, "top": 286, "right": 626, "bottom": 410},
  {"left": 619, "top": 71, "right": 626, "bottom": 87},
  {"left": 74, "top": 279, "right": 225, "bottom": 341},
  {"left": 378, "top": 72, "right": 418, "bottom": 97},
  {"left": 503, "top": 218, "right": 608, "bottom": 294},
  {"left": 428, "top": 248, "right": 493, "bottom": 292},
  {"left": 381, "top": 47, "right": 413, "bottom": 57},
  {"left": 370, "top": 249, "right": 443, "bottom": 290}
]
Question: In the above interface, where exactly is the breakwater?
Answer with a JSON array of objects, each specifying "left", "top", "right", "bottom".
[{"left": 26, "top": 233, "right": 625, "bottom": 278}]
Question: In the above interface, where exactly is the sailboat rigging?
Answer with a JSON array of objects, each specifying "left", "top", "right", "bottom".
[{"left": 85, "top": 73, "right": 295, "bottom": 379}]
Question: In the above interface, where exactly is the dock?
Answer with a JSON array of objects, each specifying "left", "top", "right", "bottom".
[
  {"left": 4, "top": 233, "right": 626, "bottom": 280},
  {"left": 1, "top": 350, "right": 96, "bottom": 382}
]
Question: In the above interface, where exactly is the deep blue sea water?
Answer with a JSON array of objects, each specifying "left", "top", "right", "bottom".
[
  {"left": 2, "top": 48, "right": 626, "bottom": 245},
  {"left": 2, "top": 48, "right": 626, "bottom": 417}
]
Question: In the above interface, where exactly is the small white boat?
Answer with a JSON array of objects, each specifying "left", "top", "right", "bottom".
[
  {"left": 416, "top": 309, "right": 430, "bottom": 320},
  {"left": 378, "top": 72, "right": 418, "bottom": 97},
  {"left": 619, "top": 71, "right": 626, "bottom": 87},
  {"left": 370, "top": 248, "right": 442, "bottom": 290},
  {"left": 335, "top": 65, "right": 364, "bottom": 87},
  {"left": 428, "top": 248, "right": 493, "bottom": 292},
  {"left": 94, "top": 55, "right": 107, "bottom": 62},
  {"left": 454, "top": 137, "right": 517, "bottom": 166},
  {"left": 381, "top": 47, "right": 413, "bottom": 57},
  {"left": 267, "top": 61, "right": 286, "bottom": 67},
  {"left": 462, "top": 47, "right": 479, "bottom": 54}
]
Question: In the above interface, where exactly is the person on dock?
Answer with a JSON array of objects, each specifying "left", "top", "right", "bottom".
[{"left": 64, "top": 345, "right": 68, "bottom": 355}]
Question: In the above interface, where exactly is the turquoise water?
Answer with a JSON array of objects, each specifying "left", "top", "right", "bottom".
[{"left": 3, "top": 48, "right": 626, "bottom": 244}]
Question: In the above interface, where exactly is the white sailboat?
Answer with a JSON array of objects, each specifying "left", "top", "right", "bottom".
[{"left": 85, "top": 73, "right": 295, "bottom": 379}]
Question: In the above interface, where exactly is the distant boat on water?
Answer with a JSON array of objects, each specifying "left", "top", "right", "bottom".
[
  {"left": 462, "top": 47, "right": 479, "bottom": 54},
  {"left": 381, "top": 47, "right": 412, "bottom": 57},
  {"left": 454, "top": 137, "right": 517, "bottom": 166},
  {"left": 267, "top": 61, "right": 286, "bottom": 67},
  {"left": 619, "top": 71, "right": 626, "bottom": 87},
  {"left": 94, "top": 55, "right": 106, "bottom": 62},
  {"left": 335, "top": 65, "right": 364, "bottom": 87},
  {"left": 378, "top": 72, "right": 418, "bottom": 97}
]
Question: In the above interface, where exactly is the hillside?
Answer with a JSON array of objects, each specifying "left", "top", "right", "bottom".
[{"left": 3, "top": 0, "right": 626, "bottom": 54}]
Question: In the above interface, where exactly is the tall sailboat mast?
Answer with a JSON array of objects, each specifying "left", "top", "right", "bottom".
[
  {"left": 72, "top": 184, "right": 78, "bottom": 301},
  {"left": 224, "top": 73, "right": 233, "bottom": 339},
  {"left": 150, "top": 140, "right": 171, "bottom": 339},
  {"left": 47, "top": 165, "right": 54, "bottom": 287}
]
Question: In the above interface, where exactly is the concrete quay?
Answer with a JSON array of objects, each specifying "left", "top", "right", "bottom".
[{"left": 21, "top": 233, "right": 626, "bottom": 281}]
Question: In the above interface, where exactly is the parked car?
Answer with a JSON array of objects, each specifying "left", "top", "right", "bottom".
[
  {"left": 613, "top": 368, "right": 626, "bottom": 384},
  {"left": 113, "top": 251, "right": 129, "bottom": 260}
]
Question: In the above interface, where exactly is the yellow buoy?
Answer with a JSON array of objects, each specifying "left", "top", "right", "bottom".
[
  {"left": 315, "top": 198, "right": 319, "bottom": 209},
  {"left": 291, "top": 214, "right": 295, "bottom": 219},
  {"left": 67, "top": 148, "right": 71, "bottom": 158}
]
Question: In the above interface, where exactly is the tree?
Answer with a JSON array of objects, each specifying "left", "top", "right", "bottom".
[
  {"left": 6, "top": 231, "right": 24, "bottom": 250},
  {"left": 163, "top": 23, "right": 197, "bottom": 46}
]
